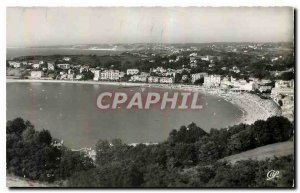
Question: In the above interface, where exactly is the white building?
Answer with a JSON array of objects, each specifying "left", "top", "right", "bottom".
[
  {"left": 127, "top": 69, "right": 139, "bottom": 75},
  {"left": 30, "top": 71, "right": 44, "bottom": 79},
  {"left": 8, "top": 61, "right": 22, "bottom": 68},
  {"left": 75, "top": 74, "right": 84, "bottom": 80},
  {"left": 80, "top": 66, "right": 89, "bottom": 73},
  {"left": 67, "top": 74, "right": 75, "bottom": 80},
  {"left": 32, "top": 63, "right": 40, "bottom": 69},
  {"left": 160, "top": 77, "right": 174, "bottom": 84},
  {"left": 189, "top": 52, "right": 197, "bottom": 57},
  {"left": 68, "top": 69, "right": 74, "bottom": 74},
  {"left": 130, "top": 75, "right": 148, "bottom": 82},
  {"left": 148, "top": 76, "right": 160, "bottom": 83},
  {"left": 63, "top": 57, "right": 71, "bottom": 61},
  {"left": 93, "top": 70, "right": 100, "bottom": 81},
  {"left": 100, "top": 70, "right": 120, "bottom": 81},
  {"left": 271, "top": 80, "right": 294, "bottom": 97},
  {"left": 204, "top": 75, "right": 221, "bottom": 87},
  {"left": 47, "top": 63, "right": 55, "bottom": 71},
  {"left": 57, "top": 63, "right": 70, "bottom": 69},
  {"left": 152, "top": 67, "right": 166, "bottom": 74},
  {"left": 191, "top": 73, "right": 208, "bottom": 83},
  {"left": 259, "top": 86, "right": 272, "bottom": 92}
]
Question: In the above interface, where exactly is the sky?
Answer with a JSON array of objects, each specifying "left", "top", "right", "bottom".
[{"left": 6, "top": 7, "right": 294, "bottom": 47}]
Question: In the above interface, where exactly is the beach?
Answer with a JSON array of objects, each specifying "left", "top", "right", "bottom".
[{"left": 6, "top": 78, "right": 281, "bottom": 127}]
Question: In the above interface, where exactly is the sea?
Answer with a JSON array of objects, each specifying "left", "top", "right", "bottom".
[
  {"left": 7, "top": 82, "right": 242, "bottom": 148},
  {"left": 6, "top": 47, "right": 123, "bottom": 60},
  {"left": 6, "top": 48, "right": 242, "bottom": 148}
]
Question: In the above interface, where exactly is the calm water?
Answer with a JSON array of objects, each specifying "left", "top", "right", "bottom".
[
  {"left": 7, "top": 48, "right": 123, "bottom": 60},
  {"left": 7, "top": 83, "right": 242, "bottom": 148}
]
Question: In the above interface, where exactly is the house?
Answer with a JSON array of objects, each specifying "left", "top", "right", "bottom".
[
  {"left": 152, "top": 67, "right": 166, "bottom": 74},
  {"left": 80, "top": 65, "right": 89, "bottom": 73},
  {"left": 32, "top": 63, "right": 40, "bottom": 69},
  {"left": 67, "top": 74, "right": 75, "bottom": 80},
  {"left": 119, "top": 71, "right": 125, "bottom": 78},
  {"left": 68, "top": 69, "right": 74, "bottom": 74},
  {"left": 57, "top": 63, "right": 70, "bottom": 70},
  {"left": 130, "top": 75, "right": 148, "bottom": 82},
  {"left": 100, "top": 70, "right": 120, "bottom": 81},
  {"left": 200, "top": 55, "right": 213, "bottom": 61},
  {"left": 75, "top": 74, "right": 84, "bottom": 80},
  {"left": 63, "top": 57, "right": 71, "bottom": 61},
  {"left": 160, "top": 77, "right": 174, "bottom": 84},
  {"left": 8, "top": 61, "right": 22, "bottom": 68},
  {"left": 181, "top": 75, "right": 189, "bottom": 81},
  {"left": 148, "top": 76, "right": 160, "bottom": 83},
  {"left": 259, "top": 86, "right": 272, "bottom": 92},
  {"left": 203, "top": 75, "right": 221, "bottom": 87},
  {"left": 30, "top": 71, "right": 44, "bottom": 79},
  {"left": 231, "top": 80, "right": 257, "bottom": 92},
  {"left": 47, "top": 63, "right": 55, "bottom": 71},
  {"left": 271, "top": 80, "right": 294, "bottom": 97},
  {"left": 127, "top": 69, "right": 139, "bottom": 75},
  {"left": 191, "top": 73, "right": 208, "bottom": 83},
  {"left": 93, "top": 70, "right": 100, "bottom": 81}
]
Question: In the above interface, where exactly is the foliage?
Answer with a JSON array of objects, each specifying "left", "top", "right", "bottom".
[
  {"left": 7, "top": 116, "right": 294, "bottom": 187},
  {"left": 6, "top": 118, "right": 94, "bottom": 182}
]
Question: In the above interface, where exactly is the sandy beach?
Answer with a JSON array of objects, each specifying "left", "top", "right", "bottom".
[{"left": 6, "top": 78, "right": 281, "bottom": 126}]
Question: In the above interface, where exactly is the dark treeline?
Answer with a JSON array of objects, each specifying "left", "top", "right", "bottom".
[
  {"left": 6, "top": 118, "right": 95, "bottom": 182},
  {"left": 7, "top": 116, "right": 294, "bottom": 187}
]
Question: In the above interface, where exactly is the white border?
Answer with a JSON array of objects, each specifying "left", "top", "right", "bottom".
[{"left": 1, "top": 0, "right": 299, "bottom": 192}]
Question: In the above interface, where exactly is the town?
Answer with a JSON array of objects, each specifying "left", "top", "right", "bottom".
[{"left": 6, "top": 43, "right": 294, "bottom": 121}]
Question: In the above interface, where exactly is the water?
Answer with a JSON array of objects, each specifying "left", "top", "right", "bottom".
[
  {"left": 7, "top": 82, "right": 242, "bottom": 148},
  {"left": 6, "top": 48, "right": 123, "bottom": 60}
]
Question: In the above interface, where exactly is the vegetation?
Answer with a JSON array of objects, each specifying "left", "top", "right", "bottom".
[
  {"left": 6, "top": 118, "right": 94, "bottom": 182},
  {"left": 7, "top": 116, "right": 294, "bottom": 187}
]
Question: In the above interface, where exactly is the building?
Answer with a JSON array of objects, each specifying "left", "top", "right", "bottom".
[
  {"left": 160, "top": 77, "right": 174, "bottom": 84},
  {"left": 259, "top": 86, "right": 272, "bottom": 93},
  {"left": 130, "top": 75, "right": 148, "bottom": 82},
  {"left": 127, "top": 69, "right": 139, "bottom": 75},
  {"left": 119, "top": 71, "right": 125, "bottom": 78},
  {"left": 181, "top": 75, "right": 189, "bottom": 81},
  {"left": 204, "top": 75, "right": 221, "bottom": 87},
  {"left": 232, "top": 80, "right": 256, "bottom": 92},
  {"left": 271, "top": 80, "right": 294, "bottom": 121},
  {"left": 68, "top": 69, "right": 74, "bottom": 74},
  {"left": 67, "top": 74, "right": 75, "bottom": 80},
  {"left": 93, "top": 70, "right": 100, "bottom": 81},
  {"left": 80, "top": 65, "right": 89, "bottom": 73},
  {"left": 8, "top": 61, "right": 22, "bottom": 68},
  {"left": 271, "top": 80, "right": 294, "bottom": 97},
  {"left": 63, "top": 57, "right": 71, "bottom": 61},
  {"left": 191, "top": 73, "right": 208, "bottom": 83},
  {"left": 200, "top": 55, "right": 214, "bottom": 61},
  {"left": 152, "top": 67, "right": 166, "bottom": 74},
  {"left": 30, "top": 71, "right": 44, "bottom": 79},
  {"left": 57, "top": 63, "right": 70, "bottom": 70},
  {"left": 32, "top": 63, "right": 40, "bottom": 69},
  {"left": 75, "top": 74, "right": 84, "bottom": 80},
  {"left": 148, "top": 76, "right": 160, "bottom": 83},
  {"left": 99, "top": 70, "right": 120, "bottom": 81},
  {"left": 47, "top": 63, "right": 55, "bottom": 71}
]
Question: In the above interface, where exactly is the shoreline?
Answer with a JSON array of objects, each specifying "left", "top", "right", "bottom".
[{"left": 6, "top": 78, "right": 281, "bottom": 127}]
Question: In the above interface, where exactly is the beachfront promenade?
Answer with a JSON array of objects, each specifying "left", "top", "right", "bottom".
[{"left": 6, "top": 78, "right": 281, "bottom": 126}]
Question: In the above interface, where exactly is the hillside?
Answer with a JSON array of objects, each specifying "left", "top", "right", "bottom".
[
  {"left": 6, "top": 175, "right": 61, "bottom": 187},
  {"left": 219, "top": 141, "right": 294, "bottom": 164}
]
